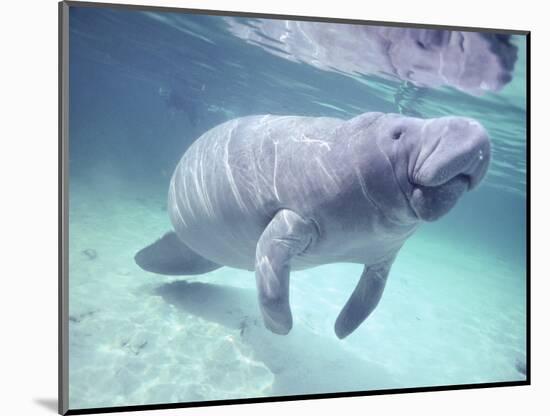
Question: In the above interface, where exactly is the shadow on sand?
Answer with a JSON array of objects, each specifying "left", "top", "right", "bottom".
[{"left": 156, "top": 280, "right": 397, "bottom": 396}]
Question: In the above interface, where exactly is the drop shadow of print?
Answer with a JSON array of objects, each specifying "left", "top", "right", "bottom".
[{"left": 34, "top": 398, "right": 58, "bottom": 413}]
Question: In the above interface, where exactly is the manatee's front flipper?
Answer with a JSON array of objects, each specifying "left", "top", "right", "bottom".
[
  {"left": 255, "top": 209, "right": 317, "bottom": 335},
  {"left": 135, "top": 231, "right": 221, "bottom": 276},
  {"left": 334, "top": 258, "right": 394, "bottom": 339}
]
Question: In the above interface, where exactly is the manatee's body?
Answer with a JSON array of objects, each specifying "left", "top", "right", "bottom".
[
  {"left": 136, "top": 112, "right": 490, "bottom": 338},
  {"left": 168, "top": 114, "right": 416, "bottom": 271}
]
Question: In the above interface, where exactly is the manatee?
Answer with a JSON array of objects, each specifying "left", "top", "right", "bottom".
[
  {"left": 135, "top": 113, "right": 491, "bottom": 338},
  {"left": 225, "top": 19, "right": 517, "bottom": 95}
]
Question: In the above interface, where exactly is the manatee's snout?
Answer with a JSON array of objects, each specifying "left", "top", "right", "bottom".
[
  {"left": 413, "top": 117, "right": 490, "bottom": 190},
  {"left": 409, "top": 117, "right": 490, "bottom": 221}
]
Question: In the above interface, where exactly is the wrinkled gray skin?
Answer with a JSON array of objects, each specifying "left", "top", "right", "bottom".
[
  {"left": 226, "top": 19, "right": 517, "bottom": 95},
  {"left": 135, "top": 113, "right": 491, "bottom": 339}
]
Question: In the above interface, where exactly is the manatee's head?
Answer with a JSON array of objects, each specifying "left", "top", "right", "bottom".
[
  {"left": 383, "top": 29, "right": 517, "bottom": 94},
  {"left": 370, "top": 114, "right": 491, "bottom": 223}
]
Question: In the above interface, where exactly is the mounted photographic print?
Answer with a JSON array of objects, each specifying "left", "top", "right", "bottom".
[{"left": 59, "top": 1, "right": 530, "bottom": 414}]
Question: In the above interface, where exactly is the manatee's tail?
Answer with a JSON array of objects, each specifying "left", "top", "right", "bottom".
[{"left": 135, "top": 231, "right": 221, "bottom": 275}]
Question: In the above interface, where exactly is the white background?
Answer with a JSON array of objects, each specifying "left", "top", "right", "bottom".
[{"left": 0, "top": 0, "right": 546, "bottom": 414}]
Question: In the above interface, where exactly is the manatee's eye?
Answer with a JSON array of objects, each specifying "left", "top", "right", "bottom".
[{"left": 392, "top": 130, "right": 403, "bottom": 141}]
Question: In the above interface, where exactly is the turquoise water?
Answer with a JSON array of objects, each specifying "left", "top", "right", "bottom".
[{"left": 67, "top": 6, "right": 527, "bottom": 410}]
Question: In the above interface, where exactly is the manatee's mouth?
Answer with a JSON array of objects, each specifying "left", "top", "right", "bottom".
[
  {"left": 403, "top": 117, "right": 491, "bottom": 222},
  {"left": 409, "top": 174, "right": 470, "bottom": 222},
  {"left": 412, "top": 137, "right": 489, "bottom": 193},
  {"left": 414, "top": 172, "right": 474, "bottom": 191}
]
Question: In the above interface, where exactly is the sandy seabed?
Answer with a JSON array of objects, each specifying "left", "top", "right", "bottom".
[{"left": 68, "top": 178, "right": 526, "bottom": 410}]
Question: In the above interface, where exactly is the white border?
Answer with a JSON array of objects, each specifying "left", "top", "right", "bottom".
[{"left": 2, "top": 0, "right": 546, "bottom": 415}]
